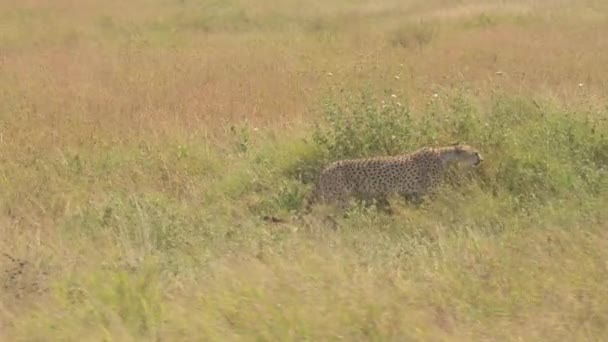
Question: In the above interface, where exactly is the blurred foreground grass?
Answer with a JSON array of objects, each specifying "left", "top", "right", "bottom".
[{"left": 1, "top": 0, "right": 607, "bottom": 340}]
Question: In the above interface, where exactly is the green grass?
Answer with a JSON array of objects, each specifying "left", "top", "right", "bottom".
[{"left": 1, "top": 0, "right": 608, "bottom": 340}]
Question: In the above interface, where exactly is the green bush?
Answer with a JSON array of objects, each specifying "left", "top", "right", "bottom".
[{"left": 312, "top": 91, "right": 417, "bottom": 161}]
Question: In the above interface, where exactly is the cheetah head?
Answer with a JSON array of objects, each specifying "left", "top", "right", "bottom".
[{"left": 443, "top": 144, "right": 484, "bottom": 167}]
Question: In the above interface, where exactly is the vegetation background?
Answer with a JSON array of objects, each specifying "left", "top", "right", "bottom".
[{"left": 1, "top": 0, "right": 607, "bottom": 340}]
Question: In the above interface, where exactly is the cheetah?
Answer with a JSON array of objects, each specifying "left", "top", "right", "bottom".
[{"left": 305, "top": 144, "right": 483, "bottom": 211}]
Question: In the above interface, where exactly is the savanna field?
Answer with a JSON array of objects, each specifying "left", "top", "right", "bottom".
[{"left": 1, "top": 0, "right": 608, "bottom": 340}]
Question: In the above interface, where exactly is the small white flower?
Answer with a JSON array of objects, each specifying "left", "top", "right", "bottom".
[
  {"left": 578, "top": 83, "right": 584, "bottom": 87},
  {"left": 391, "top": 135, "right": 396, "bottom": 140},
  {"left": 253, "top": 127, "right": 259, "bottom": 132},
  {"left": 327, "top": 72, "right": 333, "bottom": 77},
  {"left": 432, "top": 93, "right": 439, "bottom": 98},
  {"left": 391, "top": 94, "right": 397, "bottom": 98},
  {"left": 396, "top": 101, "right": 402, "bottom": 107},
  {"left": 495, "top": 71, "right": 504, "bottom": 76},
  {"left": 394, "top": 75, "right": 400, "bottom": 80}
]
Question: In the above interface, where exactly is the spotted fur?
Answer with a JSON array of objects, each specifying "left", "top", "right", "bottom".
[{"left": 306, "top": 144, "right": 483, "bottom": 210}]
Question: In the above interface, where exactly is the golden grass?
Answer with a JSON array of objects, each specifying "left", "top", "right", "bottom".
[{"left": 1, "top": 0, "right": 608, "bottom": 340}]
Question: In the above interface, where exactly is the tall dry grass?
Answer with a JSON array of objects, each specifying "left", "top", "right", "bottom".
[{"left": 1, "top": 0, "right": 607, "bottom": 340}]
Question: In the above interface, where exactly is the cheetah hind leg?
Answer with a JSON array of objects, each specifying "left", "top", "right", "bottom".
[
  {"left": 402, "top": 192, "right": 424, "bottom": 206},
  {"left": 302, "top": 185, "right": 322, "bottom": 214},
  {"left": 355, "top": 195, "right": 393, "bottom": 215},
  {"left": 373, "top": 196, "right": 394, "bottom": 215}
]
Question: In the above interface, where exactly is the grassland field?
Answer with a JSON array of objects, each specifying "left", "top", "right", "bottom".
[{"left": 1, "top": 0, "right": 608, "bottom": 340}]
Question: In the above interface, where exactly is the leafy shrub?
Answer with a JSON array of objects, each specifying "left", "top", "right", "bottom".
[{"left": 312, "top": 91, "right": 417, "bottom": 161}]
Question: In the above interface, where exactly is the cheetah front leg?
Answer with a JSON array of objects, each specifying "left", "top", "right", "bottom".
[{"left": 375, "top": 196, "right": 394, "bottom": 214}]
